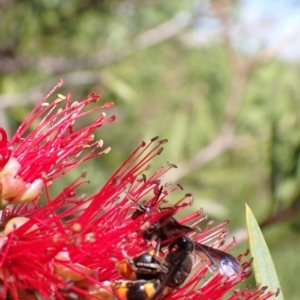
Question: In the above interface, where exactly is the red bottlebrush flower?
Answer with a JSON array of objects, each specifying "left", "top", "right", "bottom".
[
  {"left": 0, "top": 80, "right": 114, "bottom": 210},
  {"left": 0, "top": 84, "right": 278, "bottom": 300}
]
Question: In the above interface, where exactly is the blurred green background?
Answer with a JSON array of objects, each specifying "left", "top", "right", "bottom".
[{"left": 1, "top": 0, "right": 300, "bottom": 298}]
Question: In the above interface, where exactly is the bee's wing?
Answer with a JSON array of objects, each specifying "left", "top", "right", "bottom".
[{"left": 194, "top": 243, "right": 242, "bottom": 276}]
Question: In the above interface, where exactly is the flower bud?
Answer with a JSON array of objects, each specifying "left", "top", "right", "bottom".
[{"left": 3, "top": 217, "right": 38, "bottom": 236}]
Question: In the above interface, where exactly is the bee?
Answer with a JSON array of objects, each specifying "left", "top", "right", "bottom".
[
  {"left": 117, "top": 235, "right": 241, "bottom": 300},
  {"left": 127, "top": 187, "right": 241, "bottom": 299}
]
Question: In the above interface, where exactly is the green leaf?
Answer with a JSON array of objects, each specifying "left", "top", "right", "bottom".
[{"left": 245, "top": 204, "right": 283, "bottom": 300}]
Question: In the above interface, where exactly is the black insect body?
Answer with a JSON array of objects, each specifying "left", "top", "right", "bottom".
[
  {"left": 161, "top": 236, "right": 195, "bottom": 287},
  {"left": 117, "top": 248, "right": 168, "bottom": 281}
]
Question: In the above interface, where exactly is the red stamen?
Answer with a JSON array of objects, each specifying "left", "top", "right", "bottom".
[{"left": 0, "top": 128, "right": 12, "bottom": 168}]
